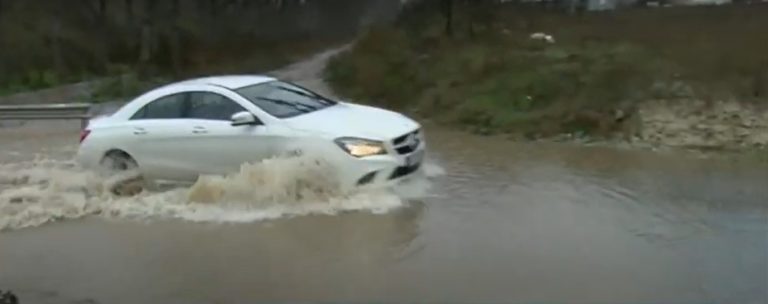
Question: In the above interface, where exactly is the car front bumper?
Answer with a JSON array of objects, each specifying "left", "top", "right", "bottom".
[{"left": 334, "top": 141, "right": 427, "bottom": 190}]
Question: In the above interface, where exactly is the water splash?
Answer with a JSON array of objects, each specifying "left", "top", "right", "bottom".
[{"left": 0, "top": 156, "right": 445, "bottom": 232}]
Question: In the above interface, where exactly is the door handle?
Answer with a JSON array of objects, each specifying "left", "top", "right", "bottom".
[
  {"left": 133, "top": 127, "right": 148, "bottom": 135},
  {"left": 192, "top": 126, "right": 208, "bottom": 134}
]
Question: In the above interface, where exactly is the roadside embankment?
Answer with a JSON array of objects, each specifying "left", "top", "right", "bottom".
[{"left": 324, "top": 4, "right": 768, "bottom": 152}]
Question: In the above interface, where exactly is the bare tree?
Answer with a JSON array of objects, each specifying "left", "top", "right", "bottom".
[
  {"left": 138, "top": 0, "right": 157, "bottom": 69},
  {"left": 442, "top": 0, "right": 454, "bottom": 36},
  {"left": 50, "top": 17, "right": 64, "bottom": 74},
  {"left": 98, "top": 0, "right": 107, "bottom": 18},
  {"left": 169, "top": 0, "right": 183, "bottom": 75},
  {"left": 125, "top": 0, "right": 134, "bottom": 22}
]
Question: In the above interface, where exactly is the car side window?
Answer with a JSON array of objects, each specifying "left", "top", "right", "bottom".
[
  {"left": 186, "top": 92, "right": 246, "bottom": 121},
  {"left": 131, "top": 93, "right": 186, "bottom": 120}
]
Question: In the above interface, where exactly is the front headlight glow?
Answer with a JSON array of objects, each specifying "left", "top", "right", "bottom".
[{"left": 335, "top": 137, "right": 386, "bottom": 157}]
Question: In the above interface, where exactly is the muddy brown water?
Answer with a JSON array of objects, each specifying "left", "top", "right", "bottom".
[
  {"left": 1, "top": 49, "right": 767, "bottom": 304},
  {"left": 1, "top": 120, "right": 766, "bottom": 304}
]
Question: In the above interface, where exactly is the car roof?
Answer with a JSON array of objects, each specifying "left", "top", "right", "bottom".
[{"left": 171, "top": 75, "right": 277, "bottom": 90}]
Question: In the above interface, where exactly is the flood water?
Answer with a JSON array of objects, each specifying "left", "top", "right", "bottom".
[
  {"left": 1, "top": 50, "right": 767, "bottom": 304},
  {"left": 1, "top": 119, "right": 766, "bottom": 304}
]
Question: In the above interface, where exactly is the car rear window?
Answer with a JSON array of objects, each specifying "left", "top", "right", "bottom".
[{"left": 131, "top": 93, "right": 186, "bottom": 120}]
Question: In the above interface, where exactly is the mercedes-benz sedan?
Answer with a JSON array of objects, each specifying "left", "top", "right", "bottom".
[{"left": 77, "top": 75, "right": 426, "bottom": 190}]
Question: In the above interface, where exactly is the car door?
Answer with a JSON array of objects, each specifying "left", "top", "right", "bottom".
[
  {"left": 174, "top": 91, "right": 283, "bottom": 176},
  {"left": 124, "top": 92, "right": 193, "bottom": 181}
]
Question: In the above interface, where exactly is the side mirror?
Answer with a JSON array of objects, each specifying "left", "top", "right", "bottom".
[{"left": 231, "top": 111, "right": 260, "bottom": 126}]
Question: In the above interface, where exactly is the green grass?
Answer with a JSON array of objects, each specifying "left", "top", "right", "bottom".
[
  {"left": 0, "top": 69, "right": 68, "bottom": 96},
  {"left": 325, "top": 4, "right": 768, "bottom": 138}
]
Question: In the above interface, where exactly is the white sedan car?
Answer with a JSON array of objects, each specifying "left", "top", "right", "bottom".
[{"left": 77, "top": 75, "right": 426, "bottom": 190}]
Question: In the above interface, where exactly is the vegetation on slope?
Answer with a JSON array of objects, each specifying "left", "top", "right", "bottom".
[{"left": 325, "top": 3, "right": 768, "bottom": 138}]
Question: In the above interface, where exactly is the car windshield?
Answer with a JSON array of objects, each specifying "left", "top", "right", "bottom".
[{"left": 234, "top": 81, "right": 337, "bottom": 118}]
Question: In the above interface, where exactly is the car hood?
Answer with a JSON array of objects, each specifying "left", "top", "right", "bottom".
[{"left": 284, "top": 102, "right": 419, "bottom": 140}]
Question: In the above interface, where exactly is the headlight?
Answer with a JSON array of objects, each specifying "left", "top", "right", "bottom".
[{"left": 334, "top": 137, "right": 386, "bottom": 157}]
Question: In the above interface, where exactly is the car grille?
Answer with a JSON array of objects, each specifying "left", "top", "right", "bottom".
[
  {"left": 396, "top": 145, "right": 416, "bottom": 155},
  {"left": 391, "top": 129, "right": 421, "bottom": 155}
]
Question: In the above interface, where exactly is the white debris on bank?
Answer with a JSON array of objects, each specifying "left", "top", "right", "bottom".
[{"left": 530, "top": 32, "right": 555, "bottom": 43}]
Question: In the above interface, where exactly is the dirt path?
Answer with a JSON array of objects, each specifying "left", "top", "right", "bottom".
[{"left": 267, "top": 45, "right": 351, "bottom": 97}]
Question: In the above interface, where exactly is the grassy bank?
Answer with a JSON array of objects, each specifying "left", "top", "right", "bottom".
[{"left": 325, "top": 4, "right": 768, "bottom": 139}]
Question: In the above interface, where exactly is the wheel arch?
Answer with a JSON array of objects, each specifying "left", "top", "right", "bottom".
[{"left": 100, "top": 148, "right": 140, "bottom": 167}]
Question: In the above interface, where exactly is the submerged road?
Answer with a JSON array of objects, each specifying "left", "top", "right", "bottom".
[{"left": 0, "top": 49, "right": 766, "bottom": 304}]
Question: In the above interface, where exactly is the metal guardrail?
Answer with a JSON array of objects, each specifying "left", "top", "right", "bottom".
[{"left": 0, "top": 103, "right": 93, "bottom": 129}]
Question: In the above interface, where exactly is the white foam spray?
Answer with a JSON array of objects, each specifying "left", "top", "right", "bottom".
[{"left": 0, "top": 156, "right": 445, "bottom": 232}]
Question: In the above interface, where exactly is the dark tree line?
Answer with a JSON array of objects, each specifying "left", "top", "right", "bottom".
[
  {"left": 400, "top": 0, "right": 552, "bottom": 37},
  {"left": 0, "top": 0, "right": 399, "bottom": 88},
  {"left": 403, "top": 0, "right": 738, "bottom": 38}
]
